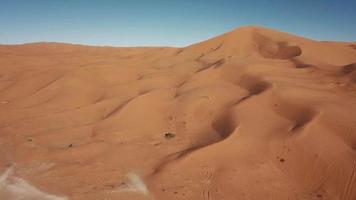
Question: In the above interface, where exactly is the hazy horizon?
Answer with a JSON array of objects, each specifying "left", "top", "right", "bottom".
[{"left": 1, "top": 0, "right": 356, "bottom": 47}]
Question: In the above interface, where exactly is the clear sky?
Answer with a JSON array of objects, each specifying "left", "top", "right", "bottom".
[{"left": 1, "top": 0, "right": 355, "bottom": 47}]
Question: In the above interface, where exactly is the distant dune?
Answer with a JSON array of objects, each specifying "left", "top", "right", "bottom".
[{"left": 0, "top": 26, "right": 356, "bottom": 200}]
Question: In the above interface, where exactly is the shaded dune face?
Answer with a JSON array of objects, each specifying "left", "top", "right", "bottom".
[
  {"left": 1, "top": 26, "right": 356, "bottom": 200},
  {"left": 237, "top": 75, "right": 271, "bottom": 96},
  {"left": 253, "top": 33, "right": 302, "bottom": 59},
  {"left": 340, "top": 63, "right": 356, "bottom": 81}
]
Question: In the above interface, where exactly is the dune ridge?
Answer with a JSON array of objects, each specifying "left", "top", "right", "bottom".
[{"left": 0, "top": 26, "right": 356, "bottom": 200}]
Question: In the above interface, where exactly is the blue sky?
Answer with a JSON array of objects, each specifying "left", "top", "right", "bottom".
[{"left": 0, "top": 0, "right": 355, "bottom": 47}]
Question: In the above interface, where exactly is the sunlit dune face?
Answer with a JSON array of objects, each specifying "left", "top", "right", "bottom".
[{"left": 0, "top": 26, "right": 356, "bottom": 200}]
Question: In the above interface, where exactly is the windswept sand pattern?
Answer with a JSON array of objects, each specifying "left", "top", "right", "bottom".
[
  {"left": 341, "top": 161, "right": 356, "bottom": 200},
  {"left": 1, "top": 26, "right": 356, "bottom": 200},
  {"left": 201, "top": 167, "right": 214, "bottom": 200}
]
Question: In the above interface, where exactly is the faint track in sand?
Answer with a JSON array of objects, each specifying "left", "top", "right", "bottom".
[{"left": 202, "top": 167, "right": 214, "bottom": 200}]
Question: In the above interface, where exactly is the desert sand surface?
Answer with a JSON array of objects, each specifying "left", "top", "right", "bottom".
[{"left": 0, "top": 26, "right": 356, "bottom": 200}]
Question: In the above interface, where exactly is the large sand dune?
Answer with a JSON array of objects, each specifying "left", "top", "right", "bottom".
[{"left": 0, "top": 26, "right": 356, "bottom": 200}]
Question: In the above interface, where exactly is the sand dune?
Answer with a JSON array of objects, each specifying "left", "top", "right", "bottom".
[{"left": 0, "top": 26, "right": 356, "bottom": 200}]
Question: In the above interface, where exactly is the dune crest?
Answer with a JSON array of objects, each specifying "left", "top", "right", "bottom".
[{"left": 1, "top": 26, "right": 356, "bottom": 200}]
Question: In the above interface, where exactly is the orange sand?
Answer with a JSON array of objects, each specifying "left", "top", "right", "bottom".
[{"left": 1, "top": 26, "right": 356, "bottom": 200}]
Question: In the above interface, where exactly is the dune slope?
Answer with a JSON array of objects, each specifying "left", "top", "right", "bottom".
[{"left": 1, "top": 26, "right": 356, "bottom": 200}]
